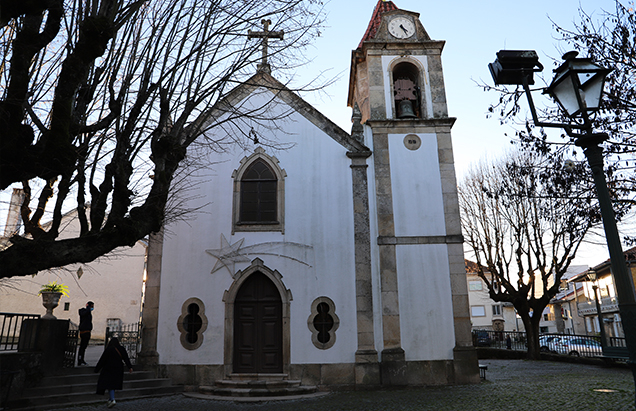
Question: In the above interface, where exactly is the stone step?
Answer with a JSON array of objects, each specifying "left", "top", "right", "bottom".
[
  {"left": 8, "top": 385, "right": 182, "bottom": 411},
  {"left": 200, "top": 379, "right": 317, "bottom": 398},
  {"left": 7, "top": 368, "right": 182, "bottom": 411},
  {"left": 22, "top": 377, "right": 174, "bottom": 397},
  {"left": 226, "top": 373, "right": 290, "bottom": 381},
  {"left": 34, "top": 370, "right": 155, "bottom": 387},
  {"left": 214, "top": 379, "right": 302, "bottom": 389}
]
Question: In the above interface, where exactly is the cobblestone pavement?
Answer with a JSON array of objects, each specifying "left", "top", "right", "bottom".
[{"left": 58, "top": 359, "right": 635, "bottom": 411}]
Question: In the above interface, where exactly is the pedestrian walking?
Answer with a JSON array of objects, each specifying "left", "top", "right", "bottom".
[
  {"left": 78, "top": 301, "right": 94, "bottom": 366},
  {"left": 95, "top": 337, "right": 133, "bottom": 408}
]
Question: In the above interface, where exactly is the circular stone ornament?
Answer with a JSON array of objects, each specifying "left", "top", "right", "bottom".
[{"left": 404, "top": 134, "right": 421, "bottom": 150}]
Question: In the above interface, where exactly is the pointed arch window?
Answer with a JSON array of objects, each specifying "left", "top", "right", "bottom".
[
  {"left": 232, "top": 148, "right": 285, "bottom": 233},
  {"left": 240, "top": 159, "right": 277, "bottom": 223}
]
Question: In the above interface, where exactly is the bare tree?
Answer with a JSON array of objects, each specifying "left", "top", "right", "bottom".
[
  {"left": 0, "top": 0, "right": 326, "bottom": 278},
  {"left": 459, "top": 149, "right": 600, "bottom": 359}
]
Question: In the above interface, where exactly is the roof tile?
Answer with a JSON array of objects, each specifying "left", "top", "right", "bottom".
[{"left": 358, "top": 0, "right": 399, "bottom": 48}]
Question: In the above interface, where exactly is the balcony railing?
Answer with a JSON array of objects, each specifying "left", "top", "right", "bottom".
[{"left": 577, "top": 296, "right": 620, "bottom": 315}]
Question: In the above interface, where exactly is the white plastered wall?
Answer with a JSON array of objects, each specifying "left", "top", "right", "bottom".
[
  {"left": 156, "top": 88, "right": 359, "bottom": 365},
  {"left": 389, "top": 132, "right": 455, "bottom": 360}
]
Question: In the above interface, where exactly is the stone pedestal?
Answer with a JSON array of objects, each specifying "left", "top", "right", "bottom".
[
  {"left": 380, "top": 347, "right": 407, "bottom": 386},
  {"left": 452, "top": 345, "right": 480, "bottom": 385},
  {"left": 18, "top": 319, "right": 70, "bottom": 375}
]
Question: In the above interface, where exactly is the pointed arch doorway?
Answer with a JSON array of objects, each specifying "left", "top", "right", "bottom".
[{"left": 233, "top": 272, "right": 283, "bottom": 373}]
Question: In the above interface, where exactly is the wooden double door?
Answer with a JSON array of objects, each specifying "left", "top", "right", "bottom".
[{"left": 233, "top": 272, "right": 283, "bottom": 373}]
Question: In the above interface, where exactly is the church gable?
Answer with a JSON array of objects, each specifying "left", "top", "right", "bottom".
[{"left": 200, "top": 71, "right": 367, "bottom": 153}]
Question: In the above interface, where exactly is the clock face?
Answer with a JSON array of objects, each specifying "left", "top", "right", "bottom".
[{"left": 388, "top": 17, "right": 415, "bottom": 39}]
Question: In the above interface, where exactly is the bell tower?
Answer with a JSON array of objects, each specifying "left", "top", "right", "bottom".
[
  {"left": 348, "top": 0, "right": 479, "bottom": 385},
  {"left": 347, "top": 1, "right": 448, "bottom": 122}
]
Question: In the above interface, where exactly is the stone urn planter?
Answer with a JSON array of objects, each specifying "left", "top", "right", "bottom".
[{"left": 41, "top": 291, "right": 63, "bottom": 319}]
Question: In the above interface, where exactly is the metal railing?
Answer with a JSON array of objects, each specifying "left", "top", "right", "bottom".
[
  {"left": 472, "top": 329, "right": 627, "bottom": 359},
  {"left": 65, "top": 324, "right": 79, "bottom": 368},
  {"left": 0, "top": 312, "right": 40, "bottom": 351},
  {"left": 105, "top": 322, "right": 141, "bottom": 365},
  {"left": 473, "top": 330, "right": 527, "bottom": 351}
]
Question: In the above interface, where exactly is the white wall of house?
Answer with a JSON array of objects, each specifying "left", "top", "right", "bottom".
[{"left": 0, "top": 209, "right": 146, "bottom": 340}]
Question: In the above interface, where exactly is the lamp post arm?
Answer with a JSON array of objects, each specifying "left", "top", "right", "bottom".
[{"left": 521, "top": 75, "right": 575, "bottom": 135}]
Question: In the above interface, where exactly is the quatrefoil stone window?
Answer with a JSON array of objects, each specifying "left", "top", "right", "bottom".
[
  {"left": 307, "top": 297, "right": 339, "bottom": 350},
  {"left": 177, "top": 298, "right": 208, "bottom": 350}
]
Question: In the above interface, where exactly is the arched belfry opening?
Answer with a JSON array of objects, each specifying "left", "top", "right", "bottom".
[{"left": 392, "top": 62, "right": 420, "bottom": 119}]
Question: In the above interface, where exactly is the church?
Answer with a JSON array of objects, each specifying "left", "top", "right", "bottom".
[{"left": 140, "top": 0, "right": 479, "bottom": 390}]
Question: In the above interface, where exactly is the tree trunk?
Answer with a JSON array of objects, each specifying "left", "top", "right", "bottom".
[{"left": 522, "top": 313, "right": 542, "bottom": 360}]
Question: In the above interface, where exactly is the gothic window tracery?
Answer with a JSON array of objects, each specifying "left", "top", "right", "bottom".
[{"left": 232, "top": 148, "right": 286, "bottom": 233}]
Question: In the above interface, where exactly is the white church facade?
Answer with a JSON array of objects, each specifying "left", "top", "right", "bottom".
[{"left": 140, "top": 0, "right": 479, "bottom": 389}]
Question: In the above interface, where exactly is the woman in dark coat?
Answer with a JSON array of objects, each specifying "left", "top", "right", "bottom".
[{"left": 95, "top": 338, "right": 133, "bottom": 408}]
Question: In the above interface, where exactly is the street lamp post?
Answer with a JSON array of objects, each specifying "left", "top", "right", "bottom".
[
  {"left": 586, "top": 270, "right": 608, "bottom": 348},
  {"left": 489, "top": 49, "right": 636, "bottom": 403}
]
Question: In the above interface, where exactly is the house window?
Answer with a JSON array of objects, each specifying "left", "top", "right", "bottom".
[
  {"left": 471, "top": 306, "right": 486, "bottom": 317},
  {"left": 468, "top": 280, "right": 483, "bottom": 291},
  {"left": 177, "top": 298, "right": 208, "bottom": 350},
  {"left": 308, "top": 297, "right": 339, "bottom": 349},
  {"left": 232, "top": 148, "right": 285, "bottom": 233},
  {"left": 64, "top": 302, "right": 70, "bottom": 311},
  {"left": 492, "top": 304, "right": 502, "bottom": 316}
]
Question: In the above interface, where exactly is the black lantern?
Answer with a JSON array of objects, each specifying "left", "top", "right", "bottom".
[
  {"left": 545, "top": 51, "right": 612, "bottom": 118},
  {"left": 488, "top": 50, "right": 543, "bottom": 85}
]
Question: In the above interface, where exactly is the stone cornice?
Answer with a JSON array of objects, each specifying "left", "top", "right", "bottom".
[
  {"left": 365, "top": 118, "right": 456, "bottom": 131},
  {"left": 377, "top": 235, "right": 463, "bottom": 245}
]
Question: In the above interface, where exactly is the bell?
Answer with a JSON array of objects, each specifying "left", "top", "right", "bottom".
[{"left": 397, "top": 99, "right": 417, "bottom": 118}]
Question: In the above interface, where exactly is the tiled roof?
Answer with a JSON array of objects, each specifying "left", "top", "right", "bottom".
[
  {"left": 358, "top": 0, "right": 398, "bottom": 48},
  {"left": 465, "top": 259, "right": 487, "bottom": 274}
]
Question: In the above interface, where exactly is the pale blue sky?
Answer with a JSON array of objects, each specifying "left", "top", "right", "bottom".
[
  {"left": 295, "top": 0, "right": 620, "bottom": 266},
  {"left": 302, "top": 0, "right": 616, "bottom": 176}
]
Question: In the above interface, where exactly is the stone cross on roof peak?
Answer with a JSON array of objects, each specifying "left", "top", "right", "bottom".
[{"left": 248, "top": 19, "right": 284, "bottom": 73}]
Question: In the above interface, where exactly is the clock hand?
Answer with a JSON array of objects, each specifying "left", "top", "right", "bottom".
[{"left": 400, "top": 24, "right": 409, "bottom": 34}]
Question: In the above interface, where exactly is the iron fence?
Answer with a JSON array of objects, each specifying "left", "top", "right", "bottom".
[
  {"left": 473, "top": 330, "right": 527, "bottom": 351},
  {"left": 105, "top": 322, "right": 141, "bottom": 365},
  {"left": 65, "top": 323, "right": 78, "bottom": 368},
  {"left": 0, "top": 312, "right": 40, "bottom": 351},
  {"left": 472, "top": 329, "right": 628, "bottom": 359}
]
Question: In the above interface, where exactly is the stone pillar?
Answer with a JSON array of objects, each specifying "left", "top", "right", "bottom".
[
  {"left": 4, "top": 188, "right": 24, "bottom": 237},
  {"left": 437, "top": 131, "right": 479, "bottom": 384},
  {"left": 348, "top": 149, "right": 380, "bottom": 386},
  {"left": 371, "top": 130, "right": 406, "bottom": 386},
  {"left": 138, "top": 230, "right": 164, "bottom": 368}
]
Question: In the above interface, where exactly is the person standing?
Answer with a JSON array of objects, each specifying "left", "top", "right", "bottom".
[
  {"left": 78, "top": 301, "right": 94, "bottom": 366},
  {"left": 95, "top": 337, "right": 133, "bottom": 408}
]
